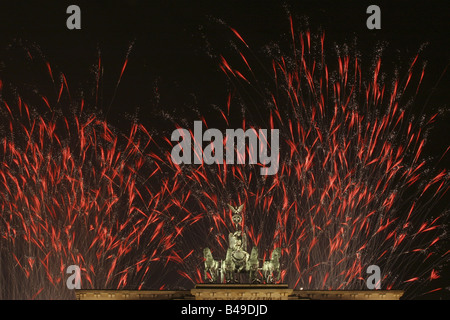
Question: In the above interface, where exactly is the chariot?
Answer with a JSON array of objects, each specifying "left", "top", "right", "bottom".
[{"left": 203, "top": 204, "right": 281, "bottom": 284}]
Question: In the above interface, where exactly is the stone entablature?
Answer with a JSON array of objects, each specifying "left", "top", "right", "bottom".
[{"left": 76, "top": 284, "right": 403, "bottom": 300}]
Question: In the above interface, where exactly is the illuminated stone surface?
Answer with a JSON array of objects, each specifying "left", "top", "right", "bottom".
[{"left": 76, "top": 284, "right": 403, "bottom": 300}]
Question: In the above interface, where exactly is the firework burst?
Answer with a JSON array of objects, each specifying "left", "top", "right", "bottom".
[
  {"left": 0, "top": 46, "right": 194, "bottom": 299},
  {"left": 160, "top": 21, "right": 449, "bottom": 299},
  {"left": 0, "top": 18, "right": 448, "bottom": 300}
]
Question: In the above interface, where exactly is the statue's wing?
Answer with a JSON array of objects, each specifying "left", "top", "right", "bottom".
[
  {"left": 242, "top": 231, "right": 247, "bottom": 251},
  {"left": 227, "top": 204, "right": 237, "bottom": 213},
  {"left": 227, "top": 203, "right": 244, "bottom": 214},
  {"left": 228, "top": 232, "right": 235, "bottom": 248}
]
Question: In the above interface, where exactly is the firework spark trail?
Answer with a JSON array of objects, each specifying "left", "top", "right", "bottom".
[{"left": 161, "top": 26, "right": 449, "bottom": 298}]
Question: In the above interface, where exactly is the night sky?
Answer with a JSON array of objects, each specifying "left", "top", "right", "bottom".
[
  {"left": 0, "top": 0, "right": 447, "bottom": 157},
  {"left": 0, "top": 0, "right": 448, "bottom": 299}
]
